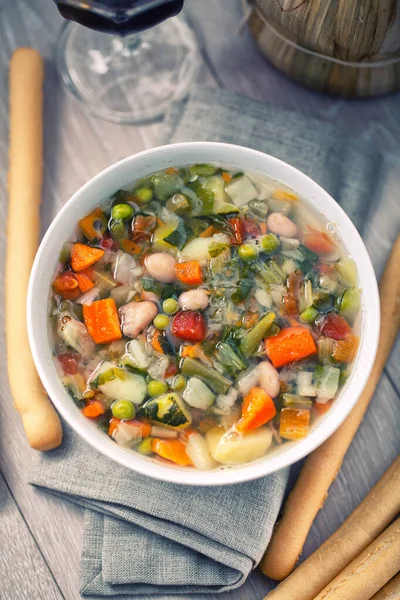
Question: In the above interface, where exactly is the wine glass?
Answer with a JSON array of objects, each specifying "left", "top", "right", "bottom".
[{"left": 54, "top": 0, "right": 200, "bottom": 123}]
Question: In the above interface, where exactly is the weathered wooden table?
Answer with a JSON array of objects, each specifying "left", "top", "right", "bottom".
[{"left": 0, "top": 1, "right": 399, "bottom": 598}]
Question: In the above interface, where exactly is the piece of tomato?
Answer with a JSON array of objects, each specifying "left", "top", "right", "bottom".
[
  {"left": 172, "top": 310, "right": 206, "bottom": 343},
  {"left": 317, "top": 312, "right": 352, "bottom": 340},
  {"left": 58, "top": 353, "right": 79, "bottom": 375}
]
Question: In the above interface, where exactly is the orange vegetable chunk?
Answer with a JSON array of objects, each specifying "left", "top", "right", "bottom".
[
  {"left": 71, "top": 243, "right": 105, "bottom": 272},
  {"left": 75, "top": 272, "right": 95, "bottom": 293},
  {"left": 332, "top": 334, "right": 359, "bottom": 363},
  {"left": 108, "top": 418, "right": 152, "bottom": 438},
  {"left": 279, "top": 407, "right": 310, "bottom": 440},
  {"left": 303, "top": 227, "right": 335, "bottom": 254},
  {"left": 83, "top": 298, "right": 122, "bottom": 344},
  {"left": 52, "top": 271, "right": 80, "bottom": 300},
  {"left": 79, "top": 207, "right": 107, "bottom": 241},
  {"left": 82, "top": 399, "right": 105, "bottom": 418},
  {"left": 313, "top": 400, "right": 333, "bottom": 417},
  {"left": 265, "top": 326, "right": 317, "bottom": 368},
  {"left": 151, "top": 438, "right": 192, "bottom": 466},
  {"left": 175, "top": 261, "right": 203, "bottom": 285},
  {"left": 236, "top": 387, "right": 276, "bottom": 433}
]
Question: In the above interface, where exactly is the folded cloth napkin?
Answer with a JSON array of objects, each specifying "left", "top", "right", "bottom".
[{"left": 31, "top": 86, "right": 400, "bottom": 597}]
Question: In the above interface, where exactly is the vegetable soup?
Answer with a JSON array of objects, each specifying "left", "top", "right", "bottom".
[{"left": 49, "top": 164, "right": 361, "bottom": 470}]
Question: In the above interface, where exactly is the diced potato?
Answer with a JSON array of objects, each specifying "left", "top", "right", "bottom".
[
  {"left": 90, "top": 361, "right": 146, "bottom": 405},
  {"left": 206, "top": 426, "right": 272, "bottom": 465},
  {"left": 180, "top": 237, "right": 214, "bottom": 261},
  {"left": 57, "top": 313, "right": 95, "bottom": 357},
  {"left": 185, "top": 432, "right": 217, "bottom": 470}
]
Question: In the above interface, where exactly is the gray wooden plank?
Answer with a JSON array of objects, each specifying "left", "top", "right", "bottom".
[
  {"left": 0, "top": 473, "right": 64, "bottom": 600},
  {"left": 0, "top": 0, "right": 399, "bottom": 599}
]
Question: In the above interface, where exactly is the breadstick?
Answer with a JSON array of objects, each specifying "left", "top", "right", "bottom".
[
  {"left": 261, "top": 234, "right": 400, "bottom": 581},
  {"left": 265, "top": 456, "right": 400, "bottom": 600},
  {"left": 313, "top": 518, "right": 400, "bottom": 600},
  {"left": 6, "top": 48, "right": 62, "bottom": 450},
  {"left": 370, "top": 573, "right": 400, "bottom": 600}
]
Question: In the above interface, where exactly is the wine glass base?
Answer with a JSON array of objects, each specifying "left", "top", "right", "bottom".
[{"left": 57, "top": 15, "right": 200, "bottom": 124}]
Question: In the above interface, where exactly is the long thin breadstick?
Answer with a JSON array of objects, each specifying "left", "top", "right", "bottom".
[
  {"left": 313, "top": 518, "right": 400, "bottom": 600},
  {"left": 265, "top": 456, "right": 400, "bottom": 600},
  {"left": 6, "top": 48, "right": 62, "bottom": 450},
  {"left": 261, "top": 234, "right": 400, "bottom": 581},
  {"left": 370, "top": 573, "right": 400, "bottom": 600}
]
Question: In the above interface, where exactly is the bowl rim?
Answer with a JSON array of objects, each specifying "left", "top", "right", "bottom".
[{"left": 27, "top": 141, "right": 380, "bottom": 486}]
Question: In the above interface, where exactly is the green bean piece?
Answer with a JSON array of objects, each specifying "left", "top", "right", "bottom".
[
  {"left": 239, "top": 312, "right": 276, "bottom": 357},
  {"left": 188, "top": 164, "right": 218, "bottom": 177},
  {"left": 180, "top": 358, "right": 231, "bottom": 394},
  {"left": 300, "top": 306, "right": 319, "bottom": 324},
  {"left": 109, "top": 218, "right": 127, "bottom": 240}
]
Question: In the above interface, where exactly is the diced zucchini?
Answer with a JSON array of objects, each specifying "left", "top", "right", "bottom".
[
  {"left": 338, "top": 288, "right": 360, "bottom": 325},
  {"left": 165, "top": 193, "right": 191, "bottom": 215},
  {"left": 90, "top": 361, "right": 146, "bottom": 405},
  {"left": 206, "top": 426, "right": 272, "bottom": 465},
  {"left": 152, "top": 221, "right": 179, "bottom": 253},
  {"left": 248, "top": 198, "right": 269, "bottom": 218},
  {"left": 335, "top": 258, "right": 358, "bottom": 287},
  {"left": 151, "top": 172, "right": 184, "bottom": 201},
  {"left": 183, "top": 377, "right": 215, "bottom": 410},
  {"left": 283, "top": 393, "right": 313, "bottom": 408},
  {"left": 204, "top": 176, "right": 239, "bottom": 214},
  {"left": 123, "top": 339, "right": 152, "bottom": 370},
  {"left": 314, "top": 365, "right": 340, "bottom": 401},
  {"left": 180, "top": 358, "right": 232, "bottom": 394},
  {"left": 139, "top": 392, "right": 192, "bottom": 429},
  {"left": 312, "top": 288, "right": 332, "bottom": 310},
  {"left": 163, "top": 218, "right": 187, "bottom": 249},
  {"left": 226, "top": 176, "right": 258, "bottom": 207}
]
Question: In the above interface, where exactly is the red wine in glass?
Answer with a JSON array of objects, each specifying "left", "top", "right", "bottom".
[{"left": 55, "top": 0, "right": 184, "bottom": 35}]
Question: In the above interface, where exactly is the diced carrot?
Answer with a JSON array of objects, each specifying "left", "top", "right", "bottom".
[
  {"left": 313, "top": 400, "right": 333, "bottom": 418},
  {"left": 265, "top": 326, "right": 317, "bottom": 368},
  {"left": 75, "top": 272, "right": 95, "bottom": 293},
  {"left": 279, "top": 407, "right": 310, "bottom": 440},
  {"left": 52, "top": 271, "right": 80, "bottom": 300},
  {"left": 166, "top": 167, "right": 178, "bottom": 175},
  {"left": 303, "top": 227, "right": 335, "bottom": 254},
  {"left": 242, "top": 311, "right": 260, "bottom": 329},
  {"left": 199, "top": 225, "right": 215, "bottom": 238},
  {"left": 78, "top": 207, "right": 107, "bottom": 242},
  {"left": 273, "top": 190, "right": 299, "bottom": 202},
  {"left": 82, "top": 399, "right": 105, "bottom": 418},
  {"left": 108, "top": 417, "right": 152, "bottom": 438},
  {"left": 180, "top": 344, "right": 213, "bottom": 365},
  {"left": 121, "top": 239, "right": 140, "bottom": 255},
  {"left": 83, "top": 298, "right": 122, "bottom": 344},
  {"left": 332, "top": 334, "right": 359, "bottom": 363},
  {"left": 259, "top": 222, "right": 267, "bottom": 235},
  {"left": 235, "top": 387, "right": 276, "bottom": 433},
  {"left": 175, "top": 261, "right": 203, "bottom": 285},
  {"left": 71, "top": 243, "right": 105, "bottom": 272},
  {"left": 151, "top": 438, "right": 192, "bottom": 466},
  {"left": 151, "top": 330, "right": 165, "bottom": 354},
  {"left": 222, "top": 171, "right": 232, "bottom": 184}
]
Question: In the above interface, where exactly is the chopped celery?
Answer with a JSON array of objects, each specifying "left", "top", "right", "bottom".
[
  {"left": 314, "top": 365, "right": 340, "bottom": 400},
  {"left": 312, "top": 288, "right": 332, "bottom": 310},
  {"left": 256, "top": 260, "right": 285, "bottom": 286},
  {"left": 239, "top": 312, "right": 276, "bottom": 357},
  {"left": 317, "top": 337, "right": 334, "bottom": 364},
  {"left": 216, "top": 341, "right": 248, "bottom": 376},
  {"left": 189, "top": 164, "right": 218, "bottom": 177},
  {"left": 249, "top": 198, "right": 269, "bottom": 218},
  {"left": 165, "top": 193, "right": 191, "bottom": 215},
  {"left": 296, "top": 371, "right": 317, "bottom": 396},
  {"left": 336, "top": 258, "right": 358, "bottom": 287},
  {"left": 183, "top": 377, "right": 215, "bottom": 410},
  {"left": 208, "top": 241, "right": 229, "bottom": 258},
  {"left": 181, "top": 357, "right": 232, "bottom": 394},
  {"left": 151, "top": 172, "right": 184, "bottom": 201},
  {"left": 300, "top": 306, "right": 318, "bottom": 324},
  {"left": 226, "top": 176, "right": 258, "bottom": 206},
  {"left": 338, "top": 288, "right": 360, "bottom": 324},
  {"left": 318, "top": 274, "right": 339, "bottom": 294},
  {"left": 283, "top": 394, "right": 313, "bottom": 408}
]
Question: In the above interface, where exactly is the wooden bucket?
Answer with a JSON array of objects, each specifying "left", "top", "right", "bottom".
[{"left": 243, "top": 0, "right": 400, "bottom": 97}]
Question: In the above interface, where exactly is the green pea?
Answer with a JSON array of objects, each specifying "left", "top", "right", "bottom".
[
  {"left": 134, "top": 186, "right": 153, "bottom": 204},
  {"left": 172, "top": 374, "right": 186, "bottom": 391},
  {"left": 153, "top": 314, "right": 170, "bottom": 330},
  {"left": 260, "top": 233, "right": 280, "bottom": 254},
  {"left": 111, "top": 203, "right": 134, "bottom": 221},
  {"left": 111, "top": 399, "right": 135, "bottom": 420},
  {"left": 299, "top": 307, "right": 319, "bottom": 324},
  {"left": 162, "top": 298, "right": 179, "bottom": 315},
  {"left": 137, "top": 438, "right": 153, "bottom": 455},
  {"left": 238, "top": 244, "right": 258, "bottom": 261},
  {"left": 147, "top": 380, "right": 168, "bottom": 397}
]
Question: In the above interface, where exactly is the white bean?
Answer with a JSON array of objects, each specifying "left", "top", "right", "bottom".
[
  {"left": 267, "top": 212, "right": 298, "bottom": 238},
  {"left": 118, "top": 301, "right": 158, "bottom": 338},
  {"left": 144, "top": 252, "right": 176, "bottom": 283},
  {"left": 258, "top": 360, "right": 280, "bottom": 398},
  {"left": 178, "top": 289, "right": 209, "bottom": 311},
  {"left": 141, "top": 290, "right": 160, "bottom": 305}
]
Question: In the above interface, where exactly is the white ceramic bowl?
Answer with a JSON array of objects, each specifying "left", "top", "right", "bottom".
[{"left": 27, "top": 142, "right": 380, "bottom": 486}]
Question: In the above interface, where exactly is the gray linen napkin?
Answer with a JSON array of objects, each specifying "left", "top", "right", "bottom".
[{"left": 31, "top": 86, "right": 400, "bottom": 597}]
